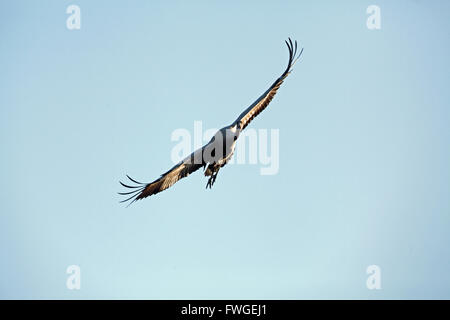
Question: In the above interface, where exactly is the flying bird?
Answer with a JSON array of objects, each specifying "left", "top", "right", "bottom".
[{"left": 119, "top": 38, "right": 303, "bottom": 205}]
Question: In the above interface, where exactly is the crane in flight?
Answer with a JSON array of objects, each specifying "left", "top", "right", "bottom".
[{"left": 119, "top": 38, "right": 303, "bottom": 205}]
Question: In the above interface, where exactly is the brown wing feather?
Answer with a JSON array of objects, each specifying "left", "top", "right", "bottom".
[
  {"left": 119, "top": 147, "right": 205, "bottom": 205},
  {"left": 234, "top": 38, "right": 303, "bottom": 130}
]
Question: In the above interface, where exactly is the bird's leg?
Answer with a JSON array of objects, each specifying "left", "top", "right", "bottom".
[
  {"left": 206, "top": 175, "right": 213, "bottom": 189},
  {"left": 206, "top": 173, "right": 215, "bottom": 189},
  {"left": 205, "top": 170, "right": 219, "bottom": 189}
]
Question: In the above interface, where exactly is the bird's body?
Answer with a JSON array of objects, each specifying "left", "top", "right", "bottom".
[
  {"left": 202, "top": 124, "right": 240, "bottom": 187},
  {"left": 119, "top": 39, "right": 303, "bottom": 205}
]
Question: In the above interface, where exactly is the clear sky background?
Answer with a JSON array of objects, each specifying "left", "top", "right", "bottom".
[{"left": 1, "top": 0, "right": 449, "bottom": 299}]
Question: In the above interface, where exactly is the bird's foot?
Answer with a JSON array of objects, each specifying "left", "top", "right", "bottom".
[{"left": 205, "top": 172, "right": 218, "bottom": 189}]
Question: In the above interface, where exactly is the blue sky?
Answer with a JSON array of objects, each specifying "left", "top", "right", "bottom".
[{"left": 1, "top": 0, "right": 449, "bottom": 299}]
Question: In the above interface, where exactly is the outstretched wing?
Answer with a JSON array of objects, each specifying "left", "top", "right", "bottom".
[
  {"left": 233, "top": 38, "right": 303, "bottom": 131},
  {"left": 119, "top": 147, "right": 206, "bottom": 205}
]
